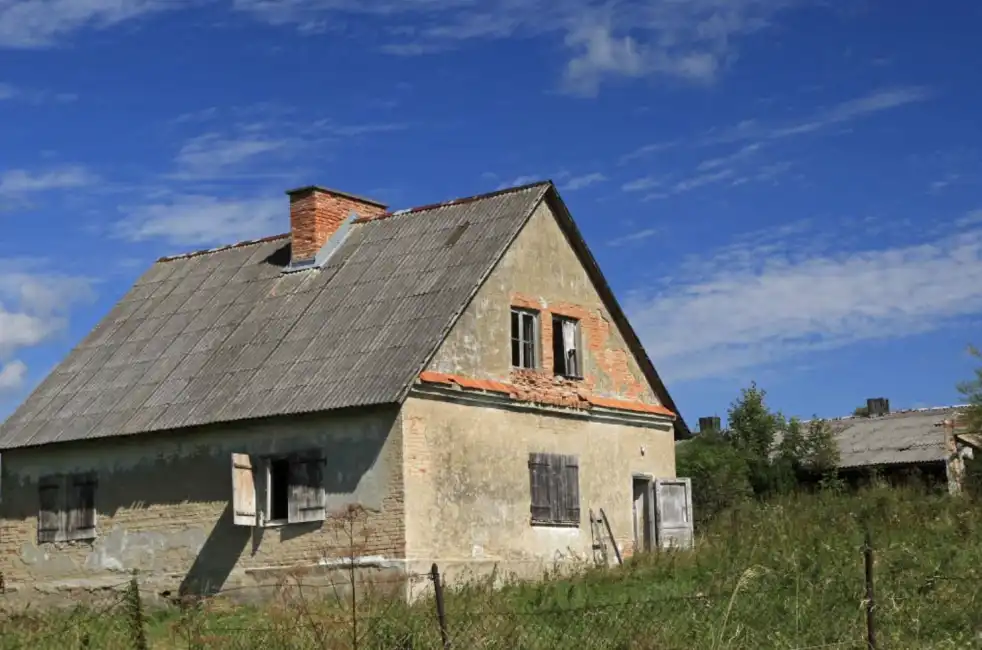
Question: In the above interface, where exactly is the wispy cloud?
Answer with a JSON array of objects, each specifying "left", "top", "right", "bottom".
[
  {"left": 495, "top": 175, "right": 543, "bottom": 190},
  {"left": 0, "top": 0, "right": 174, "bottom": 48},
  {"left": 0, "top": 166, "right": 98, "bottom": 196},
  {"left": 607, "top": 228, "right": 659, "bottom": 247},
  {"left": 0, "top": 259, "right": 94, "bottom": 392},
  {"left": 708, "top": 86, "right": 932, "bottom": 144},
  {"left": 0, "top": 359, "right": 26, "bottom": 392},
  {"left": 116, "top": 194, "right": 283, "bottom": 247},
  {"left": 627, "top": 210, "right": 982, "bottom": 383},
  {"left": 618, "top": 141, "right": 678, "bottom": 165},
  {"left": 171, "top": 132, "right": 293, "bottom": 180},
  {"left": 563, "top": 172, "right": 606, "bottom": 191},
  {"left": 622, "top": 175, "right": 662, "bottom": 193},
  {"left": 233, "top": 0, "right": 813, "bottom": 94}
]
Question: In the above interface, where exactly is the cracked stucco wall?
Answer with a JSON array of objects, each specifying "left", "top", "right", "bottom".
[{"left": 0, "top": 406, "right": 405, "bottom": 602}]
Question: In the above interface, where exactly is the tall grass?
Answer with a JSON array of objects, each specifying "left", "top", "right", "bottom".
[{"left": 3, "top": 483, "right": 981, "bottom": 648}]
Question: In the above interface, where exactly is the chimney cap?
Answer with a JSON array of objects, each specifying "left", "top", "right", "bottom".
[{"left": 285, "top": 185, "right": 388, "bottom": 209}]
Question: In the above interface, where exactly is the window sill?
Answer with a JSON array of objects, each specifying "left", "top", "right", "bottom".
[
  {"left": 262, "top": 519, "right": 289, "bottom": 528},
  {"left": 530, "top": 520, "right": 581, "bottom": 529}
]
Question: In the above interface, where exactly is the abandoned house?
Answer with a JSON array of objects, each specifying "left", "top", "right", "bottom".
[{"left": 0, "top": 180, "right": 691, "bottom": 603}]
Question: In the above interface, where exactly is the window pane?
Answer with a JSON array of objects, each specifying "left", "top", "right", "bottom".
[
  {"left": 552, "top": 317, "right": 565, "bottom": 375},
  {"left": 522, "top": 314, "right": 536, "bottom": 367}
]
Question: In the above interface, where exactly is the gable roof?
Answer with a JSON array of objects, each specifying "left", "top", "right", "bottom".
[
  {"left": 825, "top": 406, "right": 964, "bottom": 469},
  {"left": 0, "top": 181, "right": 685, "bottom": 450}
]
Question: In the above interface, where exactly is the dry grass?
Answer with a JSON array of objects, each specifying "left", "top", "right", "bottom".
[{"left": 3, "top": 484, "right": 982, "bottom": 649}]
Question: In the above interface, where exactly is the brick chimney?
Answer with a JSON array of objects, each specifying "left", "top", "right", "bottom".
[
  {"left": 286, "top": 186, "right": 387, "bottom": 265},
  {"left": 699, "top": 416, "right": 721, "bottom": 433}
]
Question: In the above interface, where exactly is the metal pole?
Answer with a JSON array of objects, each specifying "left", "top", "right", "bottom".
[
  {"left": 864, "top": 527, "right": 877, "bottom": 650},
  {"left": 430, "top": 563, "right": 450, "bottom": 649}
]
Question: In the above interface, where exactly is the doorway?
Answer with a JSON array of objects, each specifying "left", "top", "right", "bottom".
[{"left": 632, "top": 477, "right": 653, "bottom": 553}]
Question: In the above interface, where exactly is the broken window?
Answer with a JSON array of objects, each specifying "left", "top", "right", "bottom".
[
  {"left": 511, "top": 308, "right": 539, "bottom": 369},
  {"left": 528, "top": 452, "right": 580, "bottom": 527},
  {"left": 37, "top": 472, "right": 97, "bottom": 543},
  {"left": 232, "top": 451, "right": 327, "bottom": 527},
  {"left": 552, "top": 316, "right": 581, "bottom": 378}
]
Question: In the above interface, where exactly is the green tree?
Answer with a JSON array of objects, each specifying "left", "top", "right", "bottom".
[
  {"left": 727, "top": 383, "right": 796, "bottom": 496},
  {"left": 803, "top": 417, "right": 840, "bottom": 473},
  {"left": 957, "top": 345, "right": 982, "bottom": 434},
  {"left": 675, "top": 431, "right": 752, "bottom": 530},
  {"left": 727, "top": 382, "right": 784, "bottom": 461},
  {"left": 777, "top": 417, "right": 806, "bottom": 463}
]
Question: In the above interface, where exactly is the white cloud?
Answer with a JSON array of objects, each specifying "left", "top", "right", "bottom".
[
  {"left": 0, "top": 359, "right": 26, "bottom": 391},
  {"left": 607, "top": 228, "right": 659, "bottom": 247},
  {"left": 0, "top": 0, "right": 173, "bottom": 48},
  {"left": 626, "top": 211, "right": 982, "bottom": 383},
  {"left": 0, "top": 261, "right": 94, "bottom": 389},
  {"left": 0, "top": 166, "right": 98, "bottom": 195},
  {"left": 0, "top": 82, "right": 16, "bottom": 99},
  {"left": 495, "top": 175, "right": 542, "bottom": 190},
  {"left": 117, "top": 194, "right": 283, "bottom": 246},
  {"left": 708, "top": 86, "right": 932, "bottom": 144},
  {"left": 173, "top": 133, "right": 291, "bottom": 179},
  {"left": 563, "top": 172, "right": 606, "bottom": 191},
  {"left": 618, "top": 140, "right": 679, "bottom": 165},
  {"left": 622, "top": 176, "right": 662, "bottom": 192},
  {"left": 234, "top": 0, "right": 811, "bottom": 93}
]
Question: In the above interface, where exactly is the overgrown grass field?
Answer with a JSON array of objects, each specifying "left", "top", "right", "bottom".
[{"left": 3, "top": 484, "right": 981, "bottom": 649}]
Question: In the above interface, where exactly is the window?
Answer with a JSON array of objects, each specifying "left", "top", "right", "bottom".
[
  {"left": 551, "top": 316, "right": 581, "bottom": 378},
  {"left": 38, "top": 472, "right": 97, "bottom": 543},
  {"left": 528, "top": 453, "right": 580, "bottom": 527},
  {"left": 511, "top": 308, "right": 539, "bottom": 369},
  {"left": 232, "top": 451, "right": 327, "bottom": 527}
]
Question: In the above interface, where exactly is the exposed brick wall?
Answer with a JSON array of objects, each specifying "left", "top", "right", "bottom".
[
  {"left": 289, "top": 188, "right": 387, "bottom": 262},
  {"left": 509, "top": 293, "right": 651, "bottom": 409}
]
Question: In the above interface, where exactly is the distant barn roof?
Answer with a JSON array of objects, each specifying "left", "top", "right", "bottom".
[
  {"left": 0, "top": 181, "right": 686, "bottom": 449},
  {"left": 825, "top": 406, "right": 964, "bottom": 468}
]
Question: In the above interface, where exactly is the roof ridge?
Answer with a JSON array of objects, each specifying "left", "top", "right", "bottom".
[
  {"left": 353, "top": 180, "right": 553, "bottom": 224},
  {"left": 154, "top": 181, "right": 554, "bottom": 263},
  {"left": 157, "top": 233, "right": 290, "bottom": 263},
  {"left": 803, "top": 404, "right": 970, "bottom": 424}
]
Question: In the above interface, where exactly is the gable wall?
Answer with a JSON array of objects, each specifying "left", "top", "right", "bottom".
[
  {"left": 0, "top": 408, "right": 406, "bottom": 605},
  {"left": 426, "top": 199, "right": 659, "bottom": 406}
]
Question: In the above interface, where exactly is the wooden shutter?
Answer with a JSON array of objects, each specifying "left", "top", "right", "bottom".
[
  {"left": 231, "top": 453, "right": 257, "bottom": 526},
  {"left": 654, "top": 478, "right": 694, "bottom": 550},
  {"left": 528, "top": 453, "right": 552, "bottom": 523},
  {"left": 38, "top": 476, "right": 64, "bottom": 543},
  {"left": 562, "top": 455, "right": 580, "bottom": 524},
  {"left": 67, "top": 473, "right": 97, "bottom": 541},
  {"left": 288, "top": 451, "right": 326, "bottom": 524}
]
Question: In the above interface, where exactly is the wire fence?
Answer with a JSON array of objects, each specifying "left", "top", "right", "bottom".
[{"left": 2, "top": 537, "right": 982, "bottom": 649}]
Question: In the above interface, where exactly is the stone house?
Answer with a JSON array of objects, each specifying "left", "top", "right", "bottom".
[{"left": 0, "top": 181, "right": 690, "bottom": 603}]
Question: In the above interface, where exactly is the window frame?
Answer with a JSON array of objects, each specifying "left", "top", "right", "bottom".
[
  {"left": 37, "top": 472, "right": 98, "bottom": 544},
  {"left": 510, "top": 308, "right": 540, "bottom": 370},
  {"left": 528, "top": 452, "right": 581, "bottom": 528},
  {"left": 551, "top": 315, "right": 583, "bottom": 379},
  {"left": 232, "top": 450, "right": 327, "bottom": 528}
]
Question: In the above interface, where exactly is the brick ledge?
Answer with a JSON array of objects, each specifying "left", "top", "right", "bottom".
[{"left": 417, "top": 371, "right": 675, "bottom": 419}]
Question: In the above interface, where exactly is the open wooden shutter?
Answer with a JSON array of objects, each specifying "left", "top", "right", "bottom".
[
  {"left": 38, "top": 476, "right": 64, "bottom": 543},
  {"left": 654, "top": 478, "right": 694, "bottom": 550},
  {"left": 67, "top": 473, "right": 97, "bottom": 541},
  {"left": 562, "top": 455, "right": 580, "bottom": 524},
  {"left": 288, "top": 451, "right": 326, "bottom": 524},
  {"left": 528, "top": 453, "right": 552, "bottom": 523},
  {"left": 231, "top": 453, "right": 257, "bottom": 526}
]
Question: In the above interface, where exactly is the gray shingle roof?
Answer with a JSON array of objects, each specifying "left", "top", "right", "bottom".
[
  {"left": 0, "top": 183, "right": 551, "bottom": 449},
  {"left": 828, "top": 406, "right": 963, "bottom": 468}
]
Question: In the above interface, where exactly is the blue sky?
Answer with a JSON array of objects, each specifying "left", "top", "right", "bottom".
[{"left": 2, "top": 1, "right": 981, "bottom": 426}]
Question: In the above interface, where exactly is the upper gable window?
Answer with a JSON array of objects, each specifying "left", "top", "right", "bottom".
[
  {"left": 511, "top": 308, "right": 539, "bottom": 369},
  {"left": 552, "top": 316, "right": 581, "bottom": 378}
]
